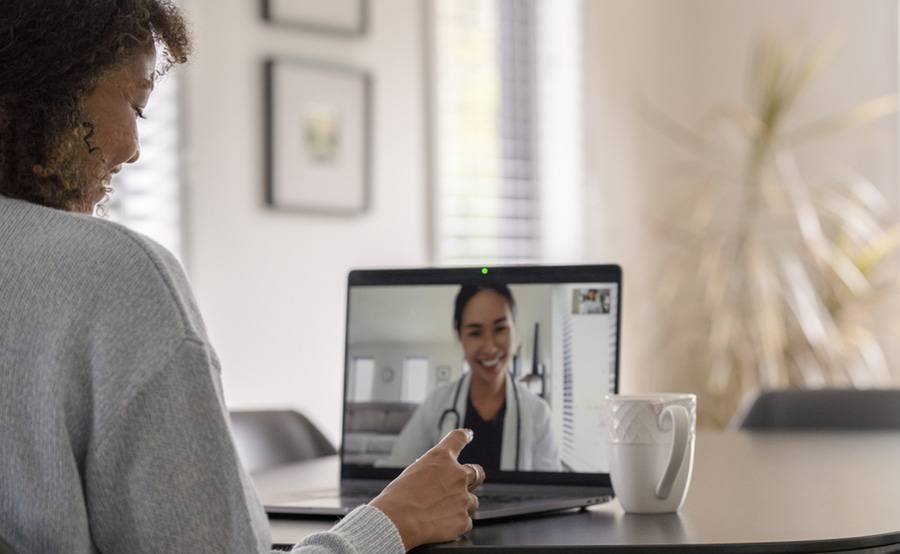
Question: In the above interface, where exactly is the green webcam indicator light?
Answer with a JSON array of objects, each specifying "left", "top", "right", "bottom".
[{"left": 481, "top": 267, "right": 489, "bottom": 275}]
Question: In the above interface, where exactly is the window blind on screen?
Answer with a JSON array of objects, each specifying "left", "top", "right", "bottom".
[
  {"left": 105, "top": 70, "right": 184, "bottom": 263},
  {"left": 560, "top": 314, "right": 575, "bottom": 466},
  {"left": 432, "top": 0, "right": 540, "bottom": 264}
]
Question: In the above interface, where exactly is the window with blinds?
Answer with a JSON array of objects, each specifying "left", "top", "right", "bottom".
[
  {"left": 431, "top": 0, "right": 540, "bottom": 264},
  {"left": 431, "top": 0, "right": 583, "bottom": 265},
  {"left": 105, "top": 69, "right": 185, "bottom": 264}
]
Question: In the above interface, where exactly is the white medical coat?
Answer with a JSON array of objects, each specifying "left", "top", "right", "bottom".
[{"left": 382, "top": 372, "right": 561, "bottom": 471}]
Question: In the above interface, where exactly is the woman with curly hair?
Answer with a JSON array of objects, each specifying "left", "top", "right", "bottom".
[{"left": 0, "top": 2, "right": 482, "bottom": 552}]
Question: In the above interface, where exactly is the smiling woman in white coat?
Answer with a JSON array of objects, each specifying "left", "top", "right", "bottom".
[{"left": 383, "top": 283, "right": 561, "bottom": 472}]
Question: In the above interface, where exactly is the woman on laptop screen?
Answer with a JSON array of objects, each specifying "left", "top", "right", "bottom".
[{"left": 384, "top": 283, "right": 561, "bottom": 471}]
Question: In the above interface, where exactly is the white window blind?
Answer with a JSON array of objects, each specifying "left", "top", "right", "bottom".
[
  {"left": 431, "top": 0, "right": 583, "bottom": 265},
  {"left": 431, "top": 0, "right": 540, "bottom": 264},
  {"left": 105, "top": 69, "right": 185, "bottom": 264}
]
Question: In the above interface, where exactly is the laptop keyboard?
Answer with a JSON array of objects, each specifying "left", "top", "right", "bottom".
[
  {"left": 341, "top": 485, "right": 575, "bottom": 500},
  {"left": 333, "top": 486, "right": 600, "bottom": 512},
  {"left": 477, "top": 492, "right": 568, "bottom": 506},
  {"left": 339, "top": 485, "right": 381, "bottom": 498},
  {"left": 340, "top": 487, "right": 565, "bottom": 504}
]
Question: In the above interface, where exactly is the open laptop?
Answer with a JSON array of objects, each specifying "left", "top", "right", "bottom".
[{"left": 264, "top": 264, "right": 621, "bottom": 520}]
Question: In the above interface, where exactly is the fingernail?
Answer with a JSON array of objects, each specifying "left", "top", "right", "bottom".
[{"left": 464, "top": 428, "right": 474, "bottom": 441}]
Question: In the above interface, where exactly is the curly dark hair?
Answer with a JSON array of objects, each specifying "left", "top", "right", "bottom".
[{"left": 0, "top": 0, "right": 191, "bottom": 211}]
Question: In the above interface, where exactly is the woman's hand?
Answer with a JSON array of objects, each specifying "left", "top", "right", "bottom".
[{"left": 370, "top": 429, "right": 485, "bottom": 551}]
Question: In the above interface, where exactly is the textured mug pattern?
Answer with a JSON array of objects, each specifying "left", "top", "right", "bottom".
[{"left": 607, "top": 395, "right": 696, "bottom": 445}]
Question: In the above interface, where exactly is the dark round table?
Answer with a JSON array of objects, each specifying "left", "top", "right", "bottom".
[{"left": 255, "top": 431, "right": 900, "bottom": 552}]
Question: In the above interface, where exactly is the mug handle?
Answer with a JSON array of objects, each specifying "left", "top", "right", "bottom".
[{"left": 655, "top": 404, "right": 690, "bottom": 500}]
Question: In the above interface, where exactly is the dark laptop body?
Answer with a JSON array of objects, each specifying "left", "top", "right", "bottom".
[{"left": 265, "top": 265, "right": 622, "bottom": 520}]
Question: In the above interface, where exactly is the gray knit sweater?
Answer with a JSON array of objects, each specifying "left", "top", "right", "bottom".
[{"left": 0, "top": 195, "right": 404, "bottom": 554}]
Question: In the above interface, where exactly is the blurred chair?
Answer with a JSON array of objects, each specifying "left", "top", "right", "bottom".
[
  {"left": 229, "top": 410, "right": 336, "bottom": 473},
  {"left": 734, "top": 389, "right": 900, "bottom": 431}
]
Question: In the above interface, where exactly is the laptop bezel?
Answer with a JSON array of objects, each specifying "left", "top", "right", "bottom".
[{"left": 340, "top": 264, "right": 621, "bottom": 488}]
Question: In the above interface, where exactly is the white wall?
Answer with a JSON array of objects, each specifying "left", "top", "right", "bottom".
[
  {"left": 182, "top": 0, "right": 428, "bottom": 444},
  {"left": 581, "top": 0, "right": 701, "bottom": 393},
  {"left": 180, "top": 0, "right": 900, "bottom": 441},
  {"left": 582, "top": 0, "right": 900, "bottom": 395}
]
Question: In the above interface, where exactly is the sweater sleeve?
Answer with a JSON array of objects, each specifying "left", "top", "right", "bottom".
[
  {"left": 289, "top": 505, "right": 405, "bottom": 554},
  {"left": 84, "top": 338, "right": 273, "bottom": 553},
  {"left": 82, "top": 336, "right": 406, "bottom": 554}
]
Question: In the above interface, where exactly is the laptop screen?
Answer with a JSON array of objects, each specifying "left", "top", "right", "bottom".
[{"left": 341, "top": 265, "right": 620, "bottom": 483}]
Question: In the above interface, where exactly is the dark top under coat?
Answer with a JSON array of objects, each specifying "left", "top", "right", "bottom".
[{"left": 458, "top": 392, "right": 506, "bottom": 471}]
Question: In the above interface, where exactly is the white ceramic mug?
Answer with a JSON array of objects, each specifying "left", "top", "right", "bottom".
[{"left": 605, "top": 393, "right": 696, "bottom": 513}]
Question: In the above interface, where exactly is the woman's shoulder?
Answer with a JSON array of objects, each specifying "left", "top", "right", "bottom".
[
  {"left": 72, "top": 214, "right": 208, "bottom": 338},
  {"left": 0, "top": 196, "right": 202, "bottom": 338},
  {"left": 2, "top": 196, "right": 173, "bottom": 271}
]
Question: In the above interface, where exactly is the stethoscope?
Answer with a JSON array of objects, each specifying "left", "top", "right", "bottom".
[{"left": 438, "top": 371, "right": 522, "bottom": 471}]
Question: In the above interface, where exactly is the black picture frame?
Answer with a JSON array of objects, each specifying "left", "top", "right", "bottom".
[
  {"left": 264, "top": 58, "right": 372, "bottom": 215},
  {"left": 261, "top": 0, "right": 368, "bottom": 36}
]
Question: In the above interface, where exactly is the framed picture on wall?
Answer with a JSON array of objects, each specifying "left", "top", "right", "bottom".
[
  {"left": 264, "top": 58, "right": 371, "bottom": 215},
  {"left": 262, "top": 0, "right": 367, "bottom": 35}
]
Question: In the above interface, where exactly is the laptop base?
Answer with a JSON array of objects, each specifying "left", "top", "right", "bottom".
[{"left": 265, "top": 480, "right": 612, "bottom": 521}]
